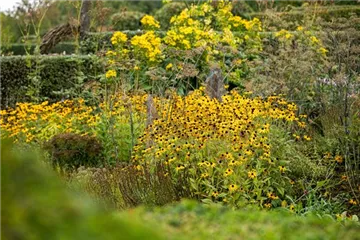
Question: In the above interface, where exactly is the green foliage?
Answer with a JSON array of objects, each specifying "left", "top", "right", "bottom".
[
  {"left": 111, "top": 11, "right": 145, "bottom": 31},
  {"left": 231, "top": 0, "right": 254, "bottom": 16},
  {"left": 1, "top": 42, "right": 76, "bottom": 55},
  {"left": 71, "top": 163, "right": 180, "bottom": 209},
  {"left": 44, "top": 133, "right": 104, "bottom": 169},
  {"left": 250, "top": 5, "right": 360, "bottom": 29},
  {"left": 122, "top": 200, "right": 360, "bottom": 240},
  {"left": 0, "top": 55, "right": 103, "bottom": 107},
  {"left": 154, "top": 2, "right": 187, "bottom": 29},
  {"left": 0, "top": 13, "right": 20, "bottom": 48},
  {"left": 1, "top": 140, "right": 162, "bottom": 240}
]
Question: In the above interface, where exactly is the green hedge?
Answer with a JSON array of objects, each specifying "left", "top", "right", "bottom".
[
  {"left": 111, "top": 11, "right": 145, "bottom": 31},
  {"left": 249, "top": 5, "right": 360, "bottom": 22},
  {"left": 2, "top": 141, "right": 162, "bottom": 240},
  {"left": 1, "top": 42, "right": 77, "bottom": 56},
  {"left": 155, "top": 2, "right": 187, "bottom": 29},
  {"left": 0, "top": 55, "right": 103, "bottom": 108}
]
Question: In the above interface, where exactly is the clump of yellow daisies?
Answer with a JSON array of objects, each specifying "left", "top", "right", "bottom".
[{"left": 131, "top": 87, "right": 307, "bottom": 209}]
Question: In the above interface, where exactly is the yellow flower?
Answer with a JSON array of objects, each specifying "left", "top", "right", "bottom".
[
  {"left": 229, "top": 184, "right": 238, "bottom": 192},
  {"left": 267, "top": 192, "right": 279, "bottom": 200},
  {"left": 334, "top": 155, "right": 343, "bottom": 164},
  {"left": 166, "top": 63, "right": 173, "bottom": 70},
  {"left": 303, "top": 135, "right": 311, "bottom": 141},
  {"left": 224, "top": 168, "right": 233, "bottom": 177},
  {"left": 264, "top": 203, "right": 272, "bottom": 209},
  {"left": 141, "top": 15, "right": 160, "bottom": 29},
  {"left": 106, "top": 50, "right": 116, "bottom": 56},
  {"left": 131, "top": 31, "right": 162, "bottom": 62},
  {"left": 105, "top": 69, "right": 117, "bottom": 78},
  {"left": 275, "top": 29, "right": 293, "bottom": 40},
  {"left": 212, "top": 191, "right": 219, "bottom": 197},
  {"left": 289, "top": 204, "right": 295, "bottom": 212},
  {"left": 323, "top": 152, "right": 332, "bottom": 159},
  {"left": 279, "top": 166, "right": 286, "bottom": 173},
  {"left": 349, "top": 199, "right": 357, "bottom": 205},
  {"left": 201, "top": 173, "right": 209, "bottom": 178},
  {"left": 297, "top": 26, "right": 304, "bottom": 31},
  {"left": 319, "top": 47, "right": 328, "bottom": 56},
  {"left": 175, "top": 164, "right": 185, "bottom": 171},
  {"left": 310, "top": 36, "right": 319, "bottom": 44},
  {"left": 248, "top": 170, "right": 257, "bottom": 179},
  {"left": 111, "top": 31, "right": 128, "bottom": 45},
  {"left": 297, "top": 121, "right": 306, "bottom": 128},
  {"left": 134, "top": 65, "right": 140, "bottom": 71}
]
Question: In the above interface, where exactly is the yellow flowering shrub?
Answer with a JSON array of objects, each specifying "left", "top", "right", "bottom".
[
  {"left": 111, "top": 31, "right": 128, "bottom": 46},
  {"left": 131, "top": 31, "right": 162, "bottom": 63},
  {"left": 164, "top": 1, "right": 262, "bottom": 70},
  {"left": 131, "top": 88, "right": 306, "bottom": 208},
  {"left": 104, "top": 1, "right": 263, "bottom": 92},
  {"left": 274, "top": 27, "right": 328, "bottom": 57},
  {"left": 0, "top": 96, "right": 147, "bottom": 163},
  {"left": 141, "top": 15, "right": 160, "bottom": 29}
]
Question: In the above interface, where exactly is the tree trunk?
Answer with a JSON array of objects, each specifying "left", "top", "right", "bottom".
[
  {"left": 80, "top": 0, "right": 91, "bottom": 40},
  {"left": 40, "top": 22, "right": 78, "bottom": 54}
]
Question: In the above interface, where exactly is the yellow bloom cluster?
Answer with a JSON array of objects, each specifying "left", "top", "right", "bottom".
[
  {"left": 275, "top": 29, "right": 293, "bottom": 40},
  {"left": 165, "top": 1, "right": 262, "bottom": 53},
  {"left": 132, "top": 88, "right": 303, "bottom": 207},
  {"left": 140, "top": 15, "right": 160, "bottom": 29},
  {"left": 1, "top": 95, "right": 148, "bottom": 144},
  {"left": 275, "top": 27, "right": 328, "bottom": 57},
  {"left": 105, "top": 69, "right": 117, "bottom": 78},
  {"left": 111, "top": 31, "right": 128, "bottom": 45},
  {"left": 131, "top": 31, "right": 162, "bottom": 62}
]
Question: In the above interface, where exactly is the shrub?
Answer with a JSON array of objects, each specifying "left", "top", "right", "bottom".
[
  {"left": 44, "top": 133, "right": 104, "bottom": 169},
  {"left": 1, "top": 97, "right": 146, "bottom": 163},
  {"left": 1, "top": 140, "right": 162, "bottom": 240},
  {"left": 121, "top": 200, "right": 360, "bottom": 240},
  {"left": 231, "top": 0, "right": 254, "bottom": 17},
  {"left": 132, "top": 88, "right": 307, "bottom": 209},
  {"left": 1, "top": 42, "right": 76, "bottom": 55},
  {"left": 111, "top": 11, "right": 145, "bottom": 31},
  {"left": 105, "top": 1, "right": 263, "bottom": 94},
  {"left": 154, "top": 2, "right": 187, "bottom": 29},
  {"left": 72, "top": 163, "right": 181, "bottom": 208},
  {"left": 249, "top": 26, "right": 327, "bottom": 116},
  {"left": 0, "top": 55, "right": 103, "bottom": 107},
  {"left": 250, "top": 5, "right": 360, "bottom": 29}
]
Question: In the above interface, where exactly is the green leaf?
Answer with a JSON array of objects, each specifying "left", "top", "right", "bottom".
[{"left": 201, "top": 199, "right": 213, "bottom": 204}]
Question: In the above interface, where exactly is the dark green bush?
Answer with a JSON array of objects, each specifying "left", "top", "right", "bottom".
[
  {"left": 44, "top": 133, "right": 104, "bottom": 169},
  {"left": 1, "top": 42, "right": 77, "bottom": 55},
  {"left": 155, "top": 2, "right": 186, "bottom": 29},
  {"left": 0, "top": 55, "right": 103, "bottom": 107},
  {"left": 111, "top": 11, "right": 145, "bottom": 31},
  {"left": 1, "top": 140, "right": 162, "bottom": 240}
]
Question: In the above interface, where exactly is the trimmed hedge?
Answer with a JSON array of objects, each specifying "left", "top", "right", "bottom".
[
  {"left": 0, "top": 55, "right": 103, "bottom": 108},
  {"left": 249, "top": 5, "right": 360, "bottom": 22},
  {"left": 111, "top": 11, "right": 145, "bottom": 31},
  {"left": 1, "top": 42, "right": 77, "bottom": 56},
  {"left": 155, "top": 2, "right": 187, "bottom": 29}
]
